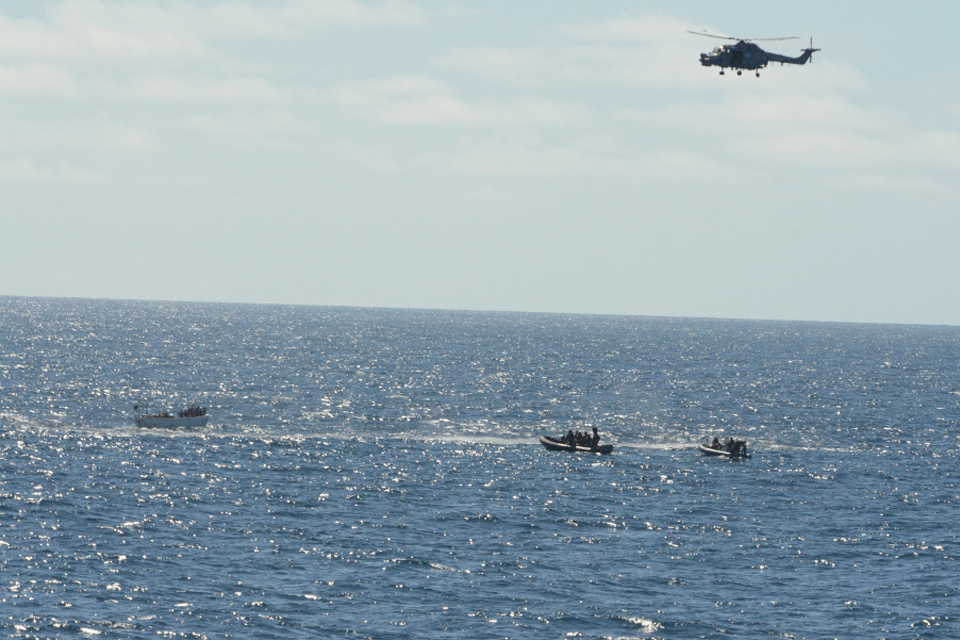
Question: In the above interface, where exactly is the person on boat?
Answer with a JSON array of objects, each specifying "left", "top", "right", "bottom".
[
  {"left": 591, "top": 427, "right": 600, "bottom": 449},
  {"left": 566, "top": 429, "right": 575, "bottom": 444},
  {"left": 712, "top": 436, "right": 721, "bottom": 449}
]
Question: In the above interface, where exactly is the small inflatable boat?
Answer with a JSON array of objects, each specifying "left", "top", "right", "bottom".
[
  {"left": 698, "top": 442, "right": 750, "bottom": 458},
  {"left": 540, "top": 435, "right": 613, "bottom": 455}
]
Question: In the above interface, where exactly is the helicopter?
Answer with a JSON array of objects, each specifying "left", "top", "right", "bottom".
[{"left": 688, "top": 30, "right": 820, "bottom": 76}]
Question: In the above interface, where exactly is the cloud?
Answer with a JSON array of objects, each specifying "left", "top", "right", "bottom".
[
  {"left": 119, "top": 75, "right": 287, "bottom": 104},
  {"left": 558, "top": 14, "right": 694, "bottom": 42},
  {"left": 909, "top": 130, "right": 960, "bottom": 170},
  {"left": 2, "top": 5, "right": 955, "bottom": 198},
  {"left": 556, "top": 14, "right": 708, "bottom": 88},
  {"left": 434, "top": 15, "right": 705, "bottom": 89},
  {"left": 332, "top": 139, "right": 400, "bottom": 172},
  {"left": 0, "top": 157, "right": 108, "bottom": 182},
  {"left": 279, "top": 0, "right": 426, "bottom": 27},
  {"left": 441, "top": 140, "right": 583, "bottom": 177},
  {"left": 439, "top": 15, "right": 864, "bottom": 96},
  {"left": 331, "top": 74, "right": 587, "bottom": 127},
  {"left": 618, "top": 87, "right": 903, "bottom": 167},
  {"left": 197, "top": 0, "right": 427, "bottom": 37},
  {"left": 0, "top": 120, "right": 161, "bottom": 153},
  {"left": 725, "top": 92, "right": 888, "bottom": 133},
  {"left": 323, "top": 12, "right": 959, "bottom": 198},
  {"left": 826, "top": 171, "right": 949, "bottom": 196},
  {"left": 430, "top": 134, "right": 729, "bottom": 182},
  {"left": 183, "top": 109, "right": 312, "bottom": 144},
  {"left": 0, "top": 63, "right": 80, "bottom": 97},
  {"left": 436, "top": 47, "right": 552, "bottom": 82},
  {"left": 0, "top": 1, "right": 207, "bottom": 62},
  {"left": 0, "top": 0, "right": 425, "bottom": 63},
  {"left": 737, "top": 130, "right": 896, "bottom": 167}
]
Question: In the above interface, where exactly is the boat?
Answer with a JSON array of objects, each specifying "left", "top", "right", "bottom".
[
  {"left": 539, "top": 435, "right": 614, "bottom": 455},
  {"left": 698, "top": 440, "right": 750, "bottom": 458},
  {"left": 134, "top": 404, "right": 209, "bottom": 428}
]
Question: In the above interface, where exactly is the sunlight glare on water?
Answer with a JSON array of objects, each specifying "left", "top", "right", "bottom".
[{"left": 0, "top": 297, "right": 958, "bottom": 638}]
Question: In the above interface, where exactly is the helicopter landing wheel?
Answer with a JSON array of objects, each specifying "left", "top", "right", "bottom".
[
  {"left": 756, "top": 71, "right": 760, "bottom": 77},
  {"left": 719, "top": 70, "right": 725, "bottom": 75},
  {"left": 737, "top": 70, "right": 742, "bottom": 76}
]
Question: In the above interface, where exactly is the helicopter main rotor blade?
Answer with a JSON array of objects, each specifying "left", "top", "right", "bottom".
[
  {"left": 686, "top": 30, "right": 739, "bottom": 40},
  {"left": 687, "top": 30, "right": 800, "bottom": 42}
]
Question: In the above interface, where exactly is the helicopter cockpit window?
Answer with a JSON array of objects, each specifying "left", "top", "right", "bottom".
[{"left": 712, "top": 47, "right": 722, "bottom": 54}]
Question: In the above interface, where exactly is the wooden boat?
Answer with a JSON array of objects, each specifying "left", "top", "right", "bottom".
[
  {"left": 134, "top": 405, "right": 209, "bottom": 428},
  {"left": 698, "top": 442, "right": 750, "bottom": 458},
  {"left": 539, "top": 435, "right": 613, "bottom": 455}
]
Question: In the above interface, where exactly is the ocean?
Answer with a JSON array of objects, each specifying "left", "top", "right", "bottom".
[{"left": 1, "top": 296, "right": 958, "bottom": 639}]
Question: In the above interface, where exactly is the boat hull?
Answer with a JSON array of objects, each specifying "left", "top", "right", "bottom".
[
  {"left": 135, "top": 415, "right": 210, "bottom": 429},
  {"left": 539, "top": 435, "right": 613, "bottom": 455},
  {"left": 698, "top": 443, "right": 750, "bottom": 458}
]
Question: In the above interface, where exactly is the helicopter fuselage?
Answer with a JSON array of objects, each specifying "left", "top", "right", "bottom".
[
  {"left": 699, "top": 40, "right": 815, "bottom": 71},
  {"left": 700, "top": 41, "right": 768, "bottom": 69}
]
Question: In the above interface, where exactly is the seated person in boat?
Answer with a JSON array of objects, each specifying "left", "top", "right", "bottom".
[
  {"left": 725, "top": 439, "right": 747, "bottom": 456},
  {"left": 178, "top": 405, "right": 207, "bottom": 418},
  {"left": 712, "top": 436, "right": 721, "bottom": 449}
]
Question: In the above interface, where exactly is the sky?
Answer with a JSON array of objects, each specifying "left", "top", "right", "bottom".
[{"left": 2, "top": 1, "right": 959, "bottom": 325}]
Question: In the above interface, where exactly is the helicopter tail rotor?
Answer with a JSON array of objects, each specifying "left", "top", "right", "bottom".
[{"left": 803, "top": 37, "right": 821, "bottom": 62}]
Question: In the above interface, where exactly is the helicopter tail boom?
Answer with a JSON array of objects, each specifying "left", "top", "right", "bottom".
[{"left": 768, "top": 38, "right": 820, "bottom": 65}]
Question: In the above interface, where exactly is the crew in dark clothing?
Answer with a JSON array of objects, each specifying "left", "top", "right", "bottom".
[{"left": 591, "top": 427, "right": 600, "bottom": 449}]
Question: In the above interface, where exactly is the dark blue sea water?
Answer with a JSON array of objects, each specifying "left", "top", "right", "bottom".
[{"left": 1, "top": 296, "right": 959, "bottom": 639}]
